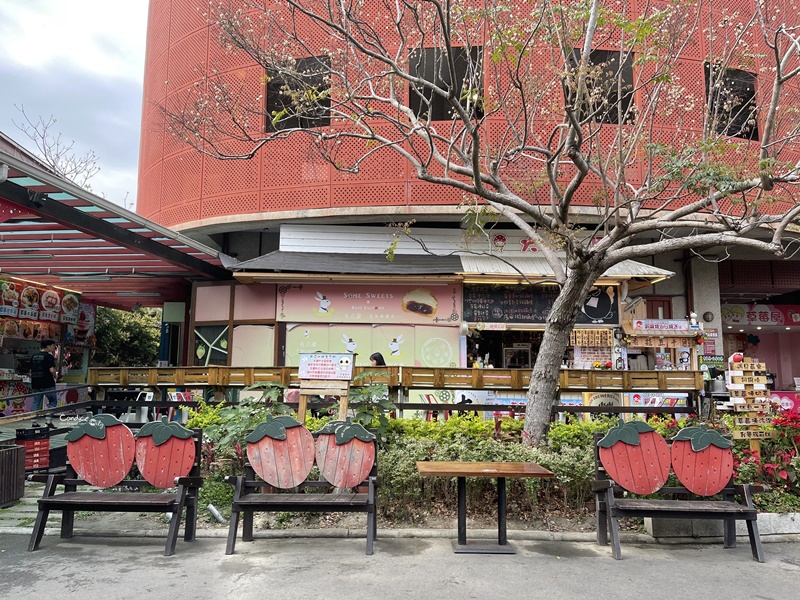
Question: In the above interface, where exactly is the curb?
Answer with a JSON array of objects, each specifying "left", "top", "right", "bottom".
[{"left": 3, "top": 525, "right": 797, "bottom": 544}]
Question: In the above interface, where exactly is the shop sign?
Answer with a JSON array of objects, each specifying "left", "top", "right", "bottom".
[
  {"left": 584, "top": 392, "right": 622, "bottom": 407},
  {"left": 769, "top": 391, "right": 800, "bottom": 415},
  {"left": 463, "top": 284, "right": 618, "bottom": 325},
  {"left": 722, "top": 303, "right": 800, "bottom": 326},
  {"left": 0, "top": 279, "right": 80, "bottom": 323},
  {"left": 298, "top": 353, "right": 354, "bottom": 380},
  {"left": 631, "top": 319, "right": 690, "bottom": 332},
  {"left": 278, "top": 283, "right": 461, "bottom": 325},
  {"left": 64, "top": 303, "right": 96, "bottom": 347}
]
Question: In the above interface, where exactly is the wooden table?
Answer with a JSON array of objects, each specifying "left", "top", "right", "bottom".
[{"left": 416, "top": 461, "right": 554, "bottom": 554}]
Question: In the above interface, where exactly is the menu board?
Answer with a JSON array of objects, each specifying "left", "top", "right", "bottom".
[
  {"left": 298, "top": 353, "right": 354, "bottom": 380},
  {"left": 0, "top": 279, "right": 80, "bottom": 324},
  {"left": 463, "top": 284, "right": 619, "bottom": 325}
]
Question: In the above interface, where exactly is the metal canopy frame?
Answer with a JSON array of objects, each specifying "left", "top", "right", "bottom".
[{"left": 0, "top": 150, "right": 231, "bottom": 310}]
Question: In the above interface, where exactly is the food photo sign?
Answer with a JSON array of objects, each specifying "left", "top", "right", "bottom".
[{"left": 0, "top": 279, "right": 80, "bottom": 324}]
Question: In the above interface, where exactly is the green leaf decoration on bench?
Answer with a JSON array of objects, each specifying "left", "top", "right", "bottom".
[
  {"left": 64, "top": 412, "right": 125, "bottom": 441},
  {"left": 317, "top": 417, "right": 376, "bottom": 445},
  {"left": 597, "top": 417, "right": 655, "bottom": 448},
  {"left": 245, "top": 414, "right": 304, "bottom": 443},
  {"left": 671, "top": 424, "right": 733, "bottom": 452},
  {"left": 135, "top": 416, "right": 193, "bottom": 446}
]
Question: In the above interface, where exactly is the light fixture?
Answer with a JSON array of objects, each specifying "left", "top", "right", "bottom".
[
  {"left": 727, "top": 326, "right": 732, "bottom": 329},
  {"left": 703, "top": 311, "right": 714, "bottom": 322},
  {"left": 116, "top": 292, "right": 161, "bottom": 297},
  {"left": 756, "top": 326, "right": 762, "bottom": 330},
  {"left": 739, "top": 329, "right": 744, "bottom": 332},
  {"left": 60, "top": 276, "right": 112, "bottom": 282},
  {"left": 0, "top": 253, "right": 54, "bottom": 260},
  {"left": 786, "top": 327, "right": 791, "bottom": 331}
]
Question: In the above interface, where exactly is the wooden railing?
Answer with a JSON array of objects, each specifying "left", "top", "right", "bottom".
[{"left": 90, "top": 367, "right": 702, "bottom": 393}]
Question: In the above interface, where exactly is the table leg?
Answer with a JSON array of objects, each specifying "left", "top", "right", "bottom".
[
  {"left": 498, "top": 477, "right": 507, "bottom": 545},
  {"left": 457, "top": 476, "right": 467, "bottom": 545}
]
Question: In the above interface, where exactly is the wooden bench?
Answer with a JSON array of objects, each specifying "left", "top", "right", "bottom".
[
  {"left": 28, "top": 415, "right": 202, "bottom": 556},
  {"left": 226, "top": 416, "right": 378, "bottom": 555},
  {"left": 593, "top": 422, "right": 764, "bottom": 562}
]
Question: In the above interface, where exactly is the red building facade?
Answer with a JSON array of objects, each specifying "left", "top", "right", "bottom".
[{"left": 138, "top": 0, "right": 799, "bottom": 237}]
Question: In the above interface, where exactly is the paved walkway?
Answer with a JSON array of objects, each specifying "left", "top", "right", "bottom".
[
  {"left": 3, "top": 533, "right": 800, "bottom": 600},
  {"left": 4, "top": 481, "right": 800, "bottom": 599}
]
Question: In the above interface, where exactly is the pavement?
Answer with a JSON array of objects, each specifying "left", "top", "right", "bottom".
[{"left": 3, "top": 482, "right": 800, "bottom": 599}]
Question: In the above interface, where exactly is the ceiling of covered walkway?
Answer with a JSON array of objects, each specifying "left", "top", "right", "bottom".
[{"left": 0, "top": 148, "right": 231, "bottom": 310}]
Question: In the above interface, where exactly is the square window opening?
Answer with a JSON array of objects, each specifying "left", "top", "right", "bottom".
[
  {"left": 408, "top": 46, "right": 484, "bottom": 121},
  {"left": 266, "top": 56, "right": 331, "bottom": 131}
]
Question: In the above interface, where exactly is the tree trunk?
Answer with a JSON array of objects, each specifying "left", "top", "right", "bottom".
[{"left": 523, "top": 268, "right": 600, "bottom": 445}]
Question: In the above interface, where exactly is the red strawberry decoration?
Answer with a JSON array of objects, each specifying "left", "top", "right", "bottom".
[
  {"left": 315, "top": 418, "right": 376, "bottom": 489},
  {"left": 671, "top": 425, "right": 734, "bottom": 495},
  {"left": 134, "top": 416, "right": 196, "bottom": 487},
  {"left": 597, "top": 418, "right": 670, "bottom": 494},
  {"left": 65, "top": 413, "right": 135, "bottom": 487},
  {"left": 245, "top": 415, "right": 315, "bottom": 488}
]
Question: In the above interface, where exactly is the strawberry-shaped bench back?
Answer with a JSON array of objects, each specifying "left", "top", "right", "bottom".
[
  {"left": 134, "top": 416, "right": 197, "bottom": 488},
  {"left": 246, "top": 415, "right": 315, "bottom": 488},
  {"left": 315, "top": 418, "right": 376, "bottom": 489},
  {"left": 671, "top": 425, "right": 734, "bottom": 495},
  {"left": 65, "top": 413, "right": 135, "bottom": 487},
  {"left": 597, "top": 418, "right": 670, "bottom": 494}
]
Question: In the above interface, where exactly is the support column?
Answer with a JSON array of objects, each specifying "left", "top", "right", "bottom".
[{"left": 690, "top": 258, "right": 723, "bottom": 356}]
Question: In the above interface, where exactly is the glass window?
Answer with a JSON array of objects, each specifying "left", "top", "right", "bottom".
[
  {"left": 409, "top": 46, "right": 484, "bottom": 121},
  {"left": 704, "top": 64, "right": 758, "bottom": 140},
  {"left": 266, "top": 56, "right": 331, "bottom": 131},
  {"left": 565, "top": 50, "right": 634, "bottom": 124}
]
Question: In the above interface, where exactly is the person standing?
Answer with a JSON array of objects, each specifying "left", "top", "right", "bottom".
[
  {"left": 369, "top": 352, "right": 386, "bottom": 366},
  {"left": 30, "top": 338, "right": 58, "bottom": 428}
]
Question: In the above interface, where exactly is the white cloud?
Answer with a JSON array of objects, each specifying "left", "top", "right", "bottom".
[
  {"left": 0, "top": 1, "right": 148, "bottom": 206},
  {"left": 0, "top": 1, "right": 147, "bottom": 80}
]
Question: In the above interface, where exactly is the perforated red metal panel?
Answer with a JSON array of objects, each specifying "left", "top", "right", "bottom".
[
  {"left": 730, "top": 261, "right": 773, "bottom": 287},
  {"left": 160, "top": 150, "right": 203, "bottom": 208},
  {"left": 331, "top": 183, "right": 406, "bottom": 207},
  {"left": 159, "top": 201, "right": 201, "bottom": 226},
  {"left": 203, "top": 145, "right": 260, "bottom": 197},
  {"left": 168, "top": 0, "right": 207, "bottom": 43},
  {"left": 201, "top": 193, "right": 260, "bottom": 219},
  {"left": 262, "top": 139, "right": 330, "bottom": 187},
  {"left": 772, "top": 261, "right": 800, "bottom": 287},
  {"left": 167, "top": 29, "right": 208, "bottom": 91},
  {"left": 261, "top": 187, "right": 331, "bottom": 212},
  {"left": 138, "top": 162, "right": 162, "bottom": 218},
  {"left": 409, "top": 181, "right": 463, "bottom": 205}
]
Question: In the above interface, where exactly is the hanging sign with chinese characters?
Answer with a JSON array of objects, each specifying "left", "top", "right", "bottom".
[
  {"left": 722, "top": 303, "right": 800, "bottom": 327},
  {"left": 0, "top": 279, "right": 81, "bottom": 324}
]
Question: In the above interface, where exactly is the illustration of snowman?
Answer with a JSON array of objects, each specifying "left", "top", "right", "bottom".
[
  {"left": 388, "top": 335, "right": 405, "bottom": 356},
  {"left": 341, "top": 334, "right": 357, "bottom": 353}
]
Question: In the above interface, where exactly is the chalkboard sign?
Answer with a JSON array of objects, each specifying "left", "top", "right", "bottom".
[{"left": 463, "top": 284, "right": 618, "bottom": 325}]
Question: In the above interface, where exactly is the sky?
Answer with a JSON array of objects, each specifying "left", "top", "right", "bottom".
[{"left": 0, "top": 1, "right": 149, "bottom": 208}]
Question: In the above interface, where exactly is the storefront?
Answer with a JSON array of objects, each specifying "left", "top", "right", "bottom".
[
  {"left": 190, "top": 281, "right": 462, "bottom": 369},
  {"left": 462, "top": 283, "right": 621, "bottom": 369},
  {"left": 0, "top": 277, "right": 96, "bottom": 416},
  {"left": 722, "top": 303, "right": 800, "bottom": 412}
]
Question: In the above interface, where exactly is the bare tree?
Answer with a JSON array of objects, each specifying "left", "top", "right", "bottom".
[
  {"left": 162, "top": 0, "right": 800, "bottom": 443},
  {"left": 14, "top": 105, "right": 100, "bottom": 190}
]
